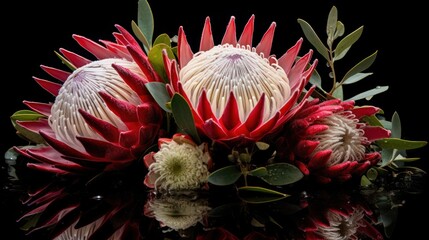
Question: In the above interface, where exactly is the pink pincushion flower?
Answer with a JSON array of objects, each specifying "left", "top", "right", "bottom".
[
  {"left": 161, "top": 15, "right": 317, "bottom": 145},
  {"left": 13, "top": 25, "right": 163, "bottom": 174},
  {"left": 279, "top": 98, "right": 391, "bottom": 183}
]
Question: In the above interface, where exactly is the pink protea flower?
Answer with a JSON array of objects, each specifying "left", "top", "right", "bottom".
[
  {"left": 143, "top": 134, "right": 212, "bottom": 191},
  {"left": 279, "top": 98, "right": 391, "bottom": 183},
  {"left": 13, "top": 24, "right": 163, "bottom": 175},
  {"left": 162, "top": 15, "right": 317, "bottom": 145}
]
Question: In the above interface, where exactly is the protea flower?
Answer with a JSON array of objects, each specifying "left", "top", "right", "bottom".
[
  {"left": 13, "top": 24, "right": 163, "bottom": 174},
  {"left": 279, "top": 98, "right": 391, "bottom": 183},
  {"left": 162, "top": 15, "right": 317, "bottom": 145},
  {"left": 143, "top": 134, "right": 211, "bottom": 191}
]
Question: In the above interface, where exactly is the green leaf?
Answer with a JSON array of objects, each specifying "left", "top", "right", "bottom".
[
  {"left": 347, "top": 85, "right": 388, "bottom": 101},
  {"left": 334, "top": 21, "right": 345, "bottom": 39},
  {"left": 137, "top": 0, "right": 154, "bottom": 52},
  {"left": 54, "top": 51, "right": 76, "bottom": 71},
  {"left": 341, "top": 51, "right": 378, "bottom": 85},
  {"left": 148, "top": 43, "right": 175, "bottom": 82},
  {"left": 208, "top": 165, "right": 242, "bottom": 186},
  {"left": 333, "top": 26, "right": 364, "bottom": 61},
  {"left": 381, "top": 148, "right": 399, "bottom": 167},
  {"left": 362, "top": 115, "right": 384, "bottom": 127},
  {"left": 248, "top": 167, "right": 268, "bottom": 177},
  {"left": 393, "top": 157, "right": 421, "bottom": 162},
  {"left": 332, "top": 84, "right": 343, "bottom": 100},
  {"left": 360, "top": 175, "right": 372, "bottom": 187},
  {"left": 238, "top": 186, "right": 289, "bottom": 204},
  {"left": 131, "top": 20, "right": 150, "bottom": 53},
  {"left": 258, "top": 163, "right": 303, "bottom": 186},
  {"left": 255, "top": 142, "right": 270, "bottom": 150},
  {"left": 297, "top": 18, "right": 329, "bottom": 61},
  {"left": 391, "top": 112, "right": 401, "bottom": 139},
  {"left": 342, "top": 72, "right": 373, "bottom": 85},
  {"left": 145, "top": 82, "right": 172, "bottom": 112},
  {"left": 153, "top": 33, "right": 171, "bottom": 47},
  {"left": 171, "top": 93, "right": 201, "bottom": 143},
  {"left": 376, "top": 138, "right": 427, "bottom": 150},
  {"left": 309, "top": 69, "right": 322, "bottom": 89},
  {"left": 326, "top": 6, "right": 338, "bottom": 48},
  {"left": 366, "top": 167, "right": 378, "bottom": 181},
  {"left": 10, "top": 110, "right": 46, "bottom": 144}
]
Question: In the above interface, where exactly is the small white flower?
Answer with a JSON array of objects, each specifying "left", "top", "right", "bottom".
[
  {"left": 144, "top": 135, "right": 211, "bottom": 191},
  {"left": 314, "top": 208, "right": 365, "bottom": 240}
]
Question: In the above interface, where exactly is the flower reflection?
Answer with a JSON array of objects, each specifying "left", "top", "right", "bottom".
[
  {"left": 297, "top": 189, "right": 384, "bottom": 240},
  {"left": 144, "top": 191, "right": 211, "bottom": 236}
]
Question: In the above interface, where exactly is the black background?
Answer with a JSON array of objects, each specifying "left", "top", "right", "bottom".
[{"left": 2, "top": 0, "right": 428, "bottom": 239}]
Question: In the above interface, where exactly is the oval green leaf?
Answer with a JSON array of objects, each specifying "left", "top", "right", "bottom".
[
  {"left": 153, "top": 33, "right": 171, "bottom": 47},
  {"left": 238, "top": 186, "right": 289, "bottom": 204},
  {"left": 132, "top": 20, "right": 150, "bottom": 53},
  {"left": 391, "top": 112, "right": 401, "bottom": 139},
  {"left": 137, "top": 0, "right": 154, "bottom": 51},
  {"left": 171, "top": 93, "right": 201, "bottom": 143},
  {"left": 248, "top": 167, "right": 268, "bottom": 177},
  {"left": 347, "top": 85, "right": 388, "bottom": 101},
  {"left": 145, "top": 82, "right": 171, "bottom": 112},
  {"left": 341, "top": 51, "right": 377, "bottom": 85},
  {"left": 376, "top": 138, "right": 427, "bottom": 150},
  {"left": 333, "top": 26, "right": 364, "bottom": 61},
  {"left": 343, "top": 72, "right": 373, "bottom": 85},
  {"left": 148, "top": 43, "right": 175, "bottom": 82},
  {"left": 326, "top": 6, "right": 338, "bottom": 47},
  {"left": 297, "top": 18, "right": 329, "bottom": 61},
  {"left": 208, "top": 165, "right": 242, "bottom": 186},
  {"left": 258, "top": 163, "right": 303, "bottom": 186}
]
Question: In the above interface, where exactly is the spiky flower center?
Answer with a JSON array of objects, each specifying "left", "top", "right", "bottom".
[
  {"left": 314, "top": 209, "right": 365, "bottom": 240},
  {"left": 313, "top": 113, "right": 366, "bottom": 166},
  {"left": 48, "top": 58, "right": 143, "bottom": 151},
  {"left": 180, "top": 44, "right": 291, "bottom": 122},
  {"left": 150, "top": 141, "right": 210, "bottom": 191}
]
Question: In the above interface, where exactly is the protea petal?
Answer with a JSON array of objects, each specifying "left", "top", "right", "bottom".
[
  {"left": 220, "top": 92, "right": 241, "bottom": 131},
  {"left": 255, "top": 22, "right": 276, "bottom": 57},
  {"left": 59, "top": 48, "right": 91, "bottom": 68},
  {"left": 200, "top": 17, "right": 214, "bottom": 51},
  {"left": 238, "top": 14, "right": 255, "bottom": 47},
  {"left": 363, "top": 126, "right": 391, "bottom": 141},
  {"left": 278, "top": 38, "right": 303, "bottom": 74},
  {"left": 22, "top": 101, "right": 52, "bottom": 116},
  {"left": 221, "top": 16, "right": 237, "bottom": 45},
  {"left": 78, "top": 109, "right": 120, "bottom": 143},
  {"left": 40, "top": 65, "right": 71, "bottom": 82},
  {"left": 33, "top": 77, "right": 62, "bottom": 96},
  {"left": 308, "top": 150, "right": 332, "bottom": 169},
  {"left": 178, "top": 26, "right": 194, "bottom": 67},
  {"left": 72, "top": 34, "right": 115, "bottom": 59}
]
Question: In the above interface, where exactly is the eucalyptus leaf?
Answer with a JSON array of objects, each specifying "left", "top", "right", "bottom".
[
  {"left": 153, "top": 33, "right": 172, "bottom": 47},
  {"left": 332, "top": 84, "right": 343, "bottom": 100},
  {"left": 171, "top": 94, "right": 201, "bottom": 143},
  {"left": 309, "top": 69, "right": 322, "bottom": 89},
  {"left": 362, "top": 115, "right": 384, "bottom": 127},
  {"left": 148, "top": 43, "right": 175, "bottom": 82},
  {"left": 255, "top": 142, "right": 270, "bottom": 150},
  {"left": 376, "top": 138, "right": 427, "bottom": 150},
  {"left": 366, "top": 167, "right": 378, "bottom": 181},
  {"left": 297, "top": 19, "right": 329, "bottom": 61},
  {"left": 326, "top": 6, "right": 338, "bottom": 48},
  {"left": 333, "top": 26, "right": 364, "bottom": 61},
  {"left": 248, "top": 167, "right": 268, "bottom": 177},
  {"left": 347, "top": 86, "right": 388, "bottom": 101},
  {"left": 334, "top": 21, "right": 345, "bottom": 39},
  {"left": 391, "top": 112, "right": 401, "bottom": 139},
  {"left": 379, "top": 119, "right": 392, "bottom": 130},
  {"left": 341, "top": 51, "right": 377, "bottom": 85},
  {"left": 10, "top": 110, "right": 46, "bottom": 144},
  {"left": 145, "top": 82, "right": 172, "bottom": 112},
  {"left": 342, "top": 72, "right": 373, "bottom": 85},
  {"left": 238, "top": 186, "right": 289, "bottom": 204},
  {"left": 360, "top": 175, "right": 372, "bottom": 187},
  {"left": 137, "top": 0, "right": 154, "bottom": 52},
  {"left": 10, "top": 110, "right": 44, "bottom": 122},
  {"left": 131, "top": 20, "right": 151, "bottom": 52},
  {"left": 258, "top": 163, "right": 303, "bottom": 186},
  {"left": 381, "top": 148, "right": 399, "bottom": 167},
  {"left": 208, "top": 165, "right": 242, "bottom": 186},
  {"left": 393, "top": 157, "right": 421, "bottom": 162}
]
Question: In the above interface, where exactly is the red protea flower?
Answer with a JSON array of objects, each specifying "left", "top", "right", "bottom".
[
  {"left": 13, "top": 24, "right": 163, "bottom": 175},
  {"left": 162, "top": 15, "right": 317, "bottom": 145},
  {"left": 279, "top": 98, "right": 391, "bottom": 183}
]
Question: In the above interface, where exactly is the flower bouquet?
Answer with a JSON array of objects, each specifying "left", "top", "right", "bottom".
[{"left": 6, "top": 0, "right": 428, "bottom": 238}]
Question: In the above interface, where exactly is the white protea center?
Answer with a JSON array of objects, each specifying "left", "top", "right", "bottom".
[
  {"left": 150, "top": 141, "right": 210, "bottom": 191},
  {"left": 180, "top": 44, "right": 291, "bottom": 122},
  {"left": 48, "top": 58, "right": 143, "bottom": 151},
  {"left": 147, "top": 196, "right": 211, "bottom": 231},
  {"left": 314, "top": 208, "right": 365, "bottom": 240},
  {"left": 312, "top": 113, "right": 367, "bottom": 166}
]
